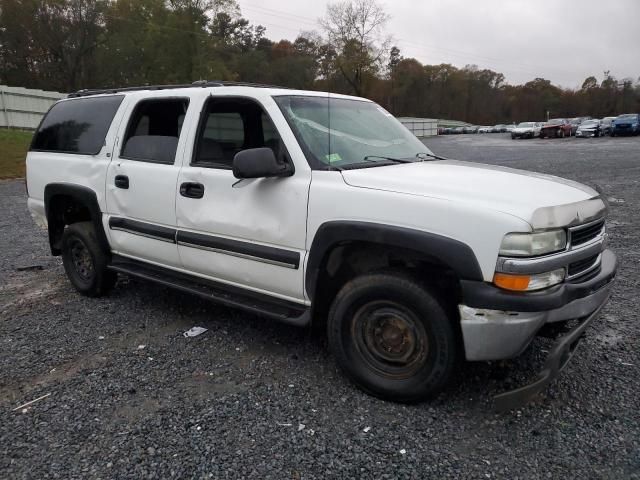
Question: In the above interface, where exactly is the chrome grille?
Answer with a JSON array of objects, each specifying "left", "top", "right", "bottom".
[{"left": 569, "top": 220, "right": 605, "bottom": 247}]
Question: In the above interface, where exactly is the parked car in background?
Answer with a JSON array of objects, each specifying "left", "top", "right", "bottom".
[
  {"left": 611, "top": 114, "right": 640, "bottom": 136},
  {"left": 504, "top": 124, "right": 516, "bottom": 133},
  {"left": 569, "top": 117, "right": 590, "bottom": 135},
  {"left": 575, "top": 119, "right": 604, "bottom": 137},
  {"left": 463, "top": 125, "right": 478, "bottom": 134},
  {"left": 511, "top": 122, "right": 540, "bottom": 139},
  {"left": 540, "top": 118, "right": 572, "bottom": 138},
  {"left": 600, "top": 117, "right": 616, "bottom": 136},
  {"left": 453, "top": 126, "right": 465, "bottom": 134},
  {"left": 491, "top": 124, "right": 505, "bottom": 133},
  {"left": 478, "top": 126, "right": 492, "bottom": 133}
]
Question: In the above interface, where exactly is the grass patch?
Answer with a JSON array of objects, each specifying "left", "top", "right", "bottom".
[{"left": 0, "top": 129, "right": 33, "bottom": 179}]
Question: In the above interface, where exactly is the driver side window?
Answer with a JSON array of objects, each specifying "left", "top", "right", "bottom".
[{"left": 192, "top": 98, "right": 290, "bottom": 169}]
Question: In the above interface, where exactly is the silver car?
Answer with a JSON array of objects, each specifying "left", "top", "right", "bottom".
[{"left": 576, "top": 119, "right": 604, "bottom": 138}]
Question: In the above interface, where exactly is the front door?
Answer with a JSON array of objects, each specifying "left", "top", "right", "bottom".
[
  {"left": 105, "top": 95, "right": 193, "bottom": 268},
  {"left": 175, "top": 95, "right": 310, "bottom": 303}
]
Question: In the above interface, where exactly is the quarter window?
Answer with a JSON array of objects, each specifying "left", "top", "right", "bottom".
[{"left": 30, "top": 95, "right": 124, "bottom": 155}]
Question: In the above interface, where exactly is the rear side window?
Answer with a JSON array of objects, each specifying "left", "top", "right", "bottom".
[
  {"left": 31, "top": 95, "right": 124, "bottom": 154},
  {"left": 121, "top": 98, "right": 189, "bottom": 164}
]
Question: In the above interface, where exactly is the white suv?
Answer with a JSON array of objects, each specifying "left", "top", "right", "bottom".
[{"left": 26, "top": 82, "right": 617, "bottom": 408}]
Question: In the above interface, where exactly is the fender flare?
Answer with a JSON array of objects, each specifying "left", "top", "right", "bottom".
[
  {"left": 305, "top": 221, "right": 484, "bottom": 300},
  {"left": 44, "top": 183, "right": 108, "bottom": 255}
]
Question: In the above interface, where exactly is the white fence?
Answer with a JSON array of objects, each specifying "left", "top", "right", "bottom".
[
  {"left": 0, "top": 85, "right": 65, "bottom": 130},
  {"left": 397, "top": 117, "right": 438, "bottom": 137}
]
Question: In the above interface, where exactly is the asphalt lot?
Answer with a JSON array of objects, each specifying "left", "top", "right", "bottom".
[{"left": 1, "top": 134, "right": 639, "bottom": 479}]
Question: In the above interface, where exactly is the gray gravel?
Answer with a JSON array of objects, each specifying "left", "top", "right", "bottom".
[{"left": 1, "top": 134, "right": 639, "bottom": 479}]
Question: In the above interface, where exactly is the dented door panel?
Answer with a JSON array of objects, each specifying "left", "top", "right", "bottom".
[{"left": 174, "top": 92, "right": 311, "bottom": 302}]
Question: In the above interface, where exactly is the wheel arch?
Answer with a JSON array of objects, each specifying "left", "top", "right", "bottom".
[
  {"left": 44, "top": 183, "right": 109, "bottom": 256},
  {"left": 306, "top": 221, "right": 484, "bottom": 325}
]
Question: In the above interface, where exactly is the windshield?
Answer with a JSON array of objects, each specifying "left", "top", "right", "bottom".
[
  {"left": 517, "top": 122, "right": 535, "bottom": 127},
  {"left": 618, "top": 114, "right": 637, "bottom": 120},
  {"left": 274, "top": 95, "right": 432, "bottom": 169},
  {"left": 582, "top": 120, "right": 599, "bottom": 126},
  {"left": 547, "top": 118, "right": 564, "bottom": 125}
]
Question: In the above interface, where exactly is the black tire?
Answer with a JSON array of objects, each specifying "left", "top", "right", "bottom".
[
  {"left": 611, "top": 131, "right": 615, "bottom": 137},
  {"left": 61, "top": 222, "right": 116, "bottom": 297},
  {"left": 327, "top": 272, "right": 459, "bottom": 402}
]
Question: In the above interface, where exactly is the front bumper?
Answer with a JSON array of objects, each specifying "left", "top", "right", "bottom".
[
  {"left": 512, "top": 131, "right": 533, "bottom": 137},
  {"left": 459, "top": 249, "right": 616, "bottom": 361},
  {"left": 458, "top": 248, "right": 617, "bottom": 409},
  {"left": 493, "top": 299, "right": 609, "bottom": 411},
  {"left": 576, "top": 129, "right": 598, "bottom": 137},
  {"left": 613, "top": 123, "right": 640, "bottom": 134}
]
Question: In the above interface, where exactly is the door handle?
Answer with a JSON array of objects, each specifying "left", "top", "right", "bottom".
[
  {"left": 115, "top": 175, "right": 129, "bottom": 189},
  {"left": 180, "top": 182, "right": 205, "bottom": 199}
]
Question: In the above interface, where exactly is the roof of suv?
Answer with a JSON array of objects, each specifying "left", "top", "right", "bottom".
[{"left": 67, "top": 81, "right": 368, "bottom": 102}]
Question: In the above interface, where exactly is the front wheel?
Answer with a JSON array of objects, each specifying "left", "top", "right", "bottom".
[
  {"left": 62, "top": 222, "right": 117, "bottom": 297},
  {"left": 327, "top": 273, "right": 459, "bottom": 402}
]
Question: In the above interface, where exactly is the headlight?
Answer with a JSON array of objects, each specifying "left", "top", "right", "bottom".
[
  {"left": 499, "top": 229, "right": 567, "bottom": 257},
  {"left": 493, "top": 268, "right": 565, "bottom": 291}
]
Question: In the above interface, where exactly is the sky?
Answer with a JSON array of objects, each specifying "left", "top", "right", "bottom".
[{"left": 237, "top": 0, "right": 640, "bottom": 89}]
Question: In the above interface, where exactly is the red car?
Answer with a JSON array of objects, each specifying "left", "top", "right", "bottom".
[{"left": 539, "top": 118, "right": 573, "bottom": 138}]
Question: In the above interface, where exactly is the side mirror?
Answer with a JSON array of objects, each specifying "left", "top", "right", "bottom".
[{"left": 232, "top": 147, "right": 292, "bottom": 179}]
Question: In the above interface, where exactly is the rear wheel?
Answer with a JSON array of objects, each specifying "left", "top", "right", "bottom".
[
  {"left": 327, "top": 272, "right": 459, "bottom": 402},
  {"left": 62, "top": 222, "right": 116, "bottom": 297}
]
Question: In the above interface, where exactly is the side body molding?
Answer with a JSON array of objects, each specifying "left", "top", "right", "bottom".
[
  {"left": 305, "top": 221, "right": 484, "bottom": 299},
  {"left": 44, "top": 183, "right": 108, "bottom": 255}
]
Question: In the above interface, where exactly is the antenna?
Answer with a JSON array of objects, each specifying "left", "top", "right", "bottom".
[{"left": 327, "top": 90, "right": 332, "bottom": 169}]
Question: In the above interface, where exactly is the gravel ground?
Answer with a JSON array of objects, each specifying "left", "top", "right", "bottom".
[{"left": 1, "top": 134, "right": 639, "bottom": 479}]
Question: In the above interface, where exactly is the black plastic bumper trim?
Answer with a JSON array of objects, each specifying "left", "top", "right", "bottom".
[
  {"left": 493, "top": 295, "right": 610, "bottom": 411},
  {"left": 461, "top": 249, "right": 617, "bottom": 312}
]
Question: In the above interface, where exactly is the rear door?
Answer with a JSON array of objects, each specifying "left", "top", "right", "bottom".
[
  {"left": 175, "top": 94, "right": 311, "bottom": 303},
  {"left": 105, "top": 94, "right": 195, "bottom": 268}
]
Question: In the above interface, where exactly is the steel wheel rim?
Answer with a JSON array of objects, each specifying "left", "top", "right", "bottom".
[
  {"left": 352, "top": 300, "right": 429, "bottom": 379},
  {"left": 69, "top": 238, "right": 94, "bottom": 281}
]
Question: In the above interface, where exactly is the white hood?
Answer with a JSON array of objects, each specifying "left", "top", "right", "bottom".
[{"left": 341, "top": 160, "right": 601, "bottom": 227}]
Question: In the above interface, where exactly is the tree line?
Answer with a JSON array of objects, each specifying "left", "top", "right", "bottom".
[{"left": 1, "top": 0, "right": 638, "bottom": 124}]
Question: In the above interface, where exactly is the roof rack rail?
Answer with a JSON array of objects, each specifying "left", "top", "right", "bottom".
[{"left": 68, "top": 80, "right": 294, "bottom": 98}]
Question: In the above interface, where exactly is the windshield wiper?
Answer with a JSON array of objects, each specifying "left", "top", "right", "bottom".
[
  {"left": 363, "top": 155, "right": 414, "bottom": 164},
  {"left": 330, "top": 155, "right": 416, "bottom": 171},
  {"left": 416, "top": 152, "right": 448, "bottom": 161}
]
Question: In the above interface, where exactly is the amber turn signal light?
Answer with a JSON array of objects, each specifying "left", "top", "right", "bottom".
[{"left": 493, "top": 273, "right": 531, "bottom": 291}]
